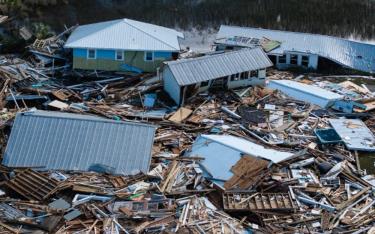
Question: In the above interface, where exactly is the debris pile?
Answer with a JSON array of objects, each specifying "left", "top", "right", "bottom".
[{"left": 0, "top": 26, "right": 374, "bottom": 233}]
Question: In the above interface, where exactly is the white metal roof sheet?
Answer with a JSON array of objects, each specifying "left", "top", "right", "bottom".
[
  {"left": 65, "top": 18, "right": 184, "bottom": 51},
  {"left": 217, "top": 25, "right": 375, "bottom": 73},
  {"left": 329, "top": 118, "right": 375, "bottom": 152},
  {"left": 166, "top": 47, "right": 273, "bottom": 86},
  {"left": 200, "top": 134, "right": 294, "bottom": 163},
  {"left": 268, "top": 80, "right": 343, "bottom": 100}
]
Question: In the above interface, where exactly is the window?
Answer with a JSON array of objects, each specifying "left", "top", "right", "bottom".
[
  {"left": 278, "top": 54, "right": 286, "bottom": 63},
  {"left": 201, "top": 81, "right": 209, "bottom": 87},
  {"left": 290, "top": 54, "right": 298, "bottom": 65},
  {"left": 250, "top": 70, "right": 258, "bottom": 77},
  {"left": 87, "top": 49, "right": 96, "bottom": 59},
  {"left": 301, "top": 55, "right": 309, "bottom": 67},
  {"left": 172, "top": 52, "right": 179, "bottom": 60},
  {"left": 144, "top": 51, "right": 154, "bottom": 61},
  {"left": 230, "top": 73, "right": 240, "bottom": 81},
  {"left": 116, "top": 50, "right": 124, "bottom": 60},
  {"left": 240, "top": 72, "right": 248, "bottom": 80}
]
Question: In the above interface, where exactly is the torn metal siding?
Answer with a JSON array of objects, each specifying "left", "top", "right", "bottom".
[
  {"left": 165, "top": 47, "right": 273, "bottom": 86},
  {"left": 3, "top": 110, "right": 156, "bottom": 174},
  {"left": 217, "top": 25, "right": 375, "bottom": 73}
]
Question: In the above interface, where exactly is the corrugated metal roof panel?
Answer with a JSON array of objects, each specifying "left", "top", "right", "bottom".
[
  {"left": 2, "top": 110, "right": 157, "bottom": 175},
  {"left": 166, "top": 48, "right": 273, "bottom": 86},
  {"left": 65, "top": 18, "right": 183, "bottom": 51},
  {"left": 217, "top": 25, "right": 375, "bottom": 73}
]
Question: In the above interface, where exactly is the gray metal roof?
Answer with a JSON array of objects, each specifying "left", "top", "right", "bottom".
[
  {"left": 216, "top": 25, "right": 375, "bottom": 73},
  {"left": 165, "top": 47, "right": 273, "bottom": 86},
  {"left": 65, "top": 18, "right": 184, "bottom": 51},
  {"left": 3, "top": 110, "right": 157, "bottom": 175}
]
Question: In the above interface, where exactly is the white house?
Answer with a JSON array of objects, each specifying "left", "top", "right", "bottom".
[{"left": 162, "top": 48, "right": 273, "bottom": 105}]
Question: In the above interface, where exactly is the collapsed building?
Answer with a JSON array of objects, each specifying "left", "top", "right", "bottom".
[
  {"left": 0, "top": 18, "right": 374, "bottom": 233},
  {"left": 215, "top": 25, "right": 375, "bottom": 73}
]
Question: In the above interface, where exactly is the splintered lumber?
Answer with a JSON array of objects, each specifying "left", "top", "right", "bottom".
[
  {"left": 224, "top": 155, "right": 270, "bottom": 190},
  {"left": 160, "top": 161, "right": 179, "bottom": 193},
  {"left": 5, "top": 169, "right": 59, "bottom": 200},
  {"left": 336, "top": 187, "right": 371, "bottom": 210}
]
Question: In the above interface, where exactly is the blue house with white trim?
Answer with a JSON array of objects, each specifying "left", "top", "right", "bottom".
[{"left": 65, "top": 18, "right": 184, "bottom": 73}]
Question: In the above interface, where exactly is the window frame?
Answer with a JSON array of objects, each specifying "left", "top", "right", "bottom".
[
  {"left": 230, "top": 73, "right": 240, "bottom": 81},
  {"left": 87, "top": 49, "right": 96, "bottom": 59},
  {"left": 144, "top": 51, "right": 154, "bottom": 61},
  {"left": 240, "top": 72, "right": 248, "bottom": 80},
  {"left": 278, "top": 54, "right": 286, "bottom": 64},
  {"left": 115, "top": 50, "right": 124, "bottom": 61},
  {"left": 200, "top": 80, "right": 209, "bottom": 87},
  {"left": 290, "top": 54, "right": 298, "bottom": 65},
  {"left": 301, "top": 55, "right": 309, "bottom": 67},
  {"left": 250, "top": 70, "right": 258, "bottom": 78}
]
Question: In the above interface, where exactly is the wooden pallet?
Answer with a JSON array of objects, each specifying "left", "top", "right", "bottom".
[{"left": 223, "top": 192, "right": 295, "bottom": 212}]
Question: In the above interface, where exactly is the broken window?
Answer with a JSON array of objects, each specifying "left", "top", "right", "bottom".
[
  {"left": 290, "top": 54, "right": 298, "bottom": 65},
  {"left": 200, "top": 80, "right": 209, "bottom": 87},
  {"left": 240, "top": 72, "right": 248, "bottom": 80},
  {"left": 116, "top": 50, "right": 123, "bottom": 60},
  {"left": 250, "top": 70, "right": 258, "bottom": 77},
  {"left": 301, "top": 55, "right": 309, "bottom": 67},
  {"left": 144, "top": 51, "right": 154, "bottom": 61},
  {"left": 87, "top": 49, "right": 96, "bottom": 59},
  {"left": 278, "top": 55, "right": 286, "bottom": 63}
]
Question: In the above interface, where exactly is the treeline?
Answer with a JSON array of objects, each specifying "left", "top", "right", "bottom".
[{"left": 2, "top": 0, "right": 375, "bottom": 40}]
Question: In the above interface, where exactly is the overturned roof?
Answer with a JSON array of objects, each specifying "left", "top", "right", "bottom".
[
  {"left": 3, "top": 110, "right": 156, "bottom": 174},
  {"left": 65, "top": 18, "right": 184, "bottom": 51},
  {"left": 165, "top": 47, "right": 273, "bottom": 86},
  {"left": 216, "top": 25, "right": 375, "bottom": 73}
]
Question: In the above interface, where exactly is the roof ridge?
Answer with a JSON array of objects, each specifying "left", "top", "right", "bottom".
[
  {"left": 122, "top": 19, "right": 179, "bottom": 51},
  {"left": 66, "top": 19, "right": 123, "bottom": 47},
  {"left": 167, "top": 47, "right": 261, "bottom": 66}
]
